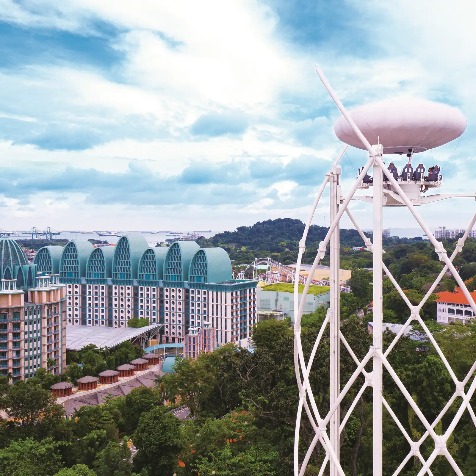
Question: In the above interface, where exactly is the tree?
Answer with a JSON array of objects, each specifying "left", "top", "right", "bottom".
[
  {"left": 54, "top": 465, "right": 97, "bottom": 476},
  {"left": 127, "top": 318, "right": 149, "bottom": 328},
  {"left": 383, "top": 289, "right": 436, "bottom": 322},
  {"left": 161, "top": 344, "right": 253, "bottom": 418},
  {"left": 28, "top": 367, "right": 61, "bottom": 390},
  {"left": 0, "top": 437, "right": 64, "bottom": 476},
  {"left": 65, "top": 362, "right": 85, "bottom": 383},
  {"left": 75, "top": 430, "right": 111, "bottom": 468},
  {"left": 194, "top": 442, "right": 278, "bottom": 476},
  {"left": 133, "top": 407, "right": 183, "bottom": 476},
  {"left": 94, "top": 440, "right": 133, "bottom": 476},
  {"left": 121, "top": 387, "right": 161, "bottom": 435},
  {"left": 81, "top": 349, "right": 107, "bottom": 376},
  {"left": 178, "top": 410, "right": 279, "bottom": 476},
  {"left": 0, "top": 380, "right": 64, "bottom": 439},
  {"left": 348, "top": 268, "right": 372, "bottom": 307}
]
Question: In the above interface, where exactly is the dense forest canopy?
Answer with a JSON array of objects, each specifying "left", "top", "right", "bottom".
[
  {"left": 3, "top": 314, "right": 476, "bottom": 475},
  {"left": 197, "top": 218, "right": 440, "bottom": 266}
]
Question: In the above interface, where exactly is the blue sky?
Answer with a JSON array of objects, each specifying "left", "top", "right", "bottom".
[{"left": 0, "top": 0, "right": 475, "bottom": 233}]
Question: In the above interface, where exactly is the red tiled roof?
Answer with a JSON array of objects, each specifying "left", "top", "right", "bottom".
[{"left": 435, "top": 288, "right": 476, "bottom": 305}]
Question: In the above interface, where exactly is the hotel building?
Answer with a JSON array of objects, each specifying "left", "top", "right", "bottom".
[
  {"left": 34, "top": 234, "right": 257, "bottom": 351},
  {"left": 0, "top": 238, "right": 67, "bottom": 382}
]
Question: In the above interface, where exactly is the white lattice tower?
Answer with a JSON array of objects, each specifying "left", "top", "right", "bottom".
[{"left": 293, "top": 67, "right": 476, "bottom": 476}]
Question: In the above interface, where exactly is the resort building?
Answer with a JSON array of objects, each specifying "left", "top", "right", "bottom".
[
  {"left": 435, "top": 288, "right": 476, "bottom": 324},
  {"left": 34, "top": 234, "right": 257, "bottom": 352},
  {"left": 0, "top": 238, "right": 67, "bottom": 382}
]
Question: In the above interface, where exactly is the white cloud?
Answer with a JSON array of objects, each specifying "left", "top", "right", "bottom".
[{"left": 0, "top": 0, "right": 475, "bottom": 232}]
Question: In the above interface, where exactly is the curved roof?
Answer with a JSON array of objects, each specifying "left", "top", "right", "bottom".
[
  {"left": 0, "top": 238, "right": 28, "bottom": 278},
  {"left": 60, "top": 241, "right": 94, "bottom": 280},
  {"left": 138, "top": 247, "right": 168, "bottom": 281},
  {"left": 113, "top": 233, "right": 149, "bottom": 281},
  {"left": 16, "top": 266, "right": 26, "bottom": 288},
  {"left": 86, "top": 246, "right": 114, "bottom": 280},
  {"left": 164, "top": 241, "right": 200, "bottom": 281},
  {"left": 16, "top": 263, "right": 37, "bottom": 290},
  {"left": 34, "top": 246, "right": 63, "bottom": 274},
  {"left": 189, "top": 247, "right": 232, "bottom": 283},
  {"left": 66, "top": 323, "right": 162, "bottom": 350},
  {"left": 153, "top": 247, "right": 168, "bottom": 279}
]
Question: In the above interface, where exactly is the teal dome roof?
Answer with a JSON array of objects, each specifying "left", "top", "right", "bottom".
[
  {"left": 59, "top": 240, "right": 94, "bottom": 282},
  {"left": 164, "top": 241, "right": 200, "bottom": 282},
  {"left": 138, "top": 247, "right": 168, "bottom": 281},
  {"left": 34, "top": 246, "right": 63, "bottom": 274},
  {"left": 113, "top": 233, "right": 149, "bottom": 282},
  {"left": 86, "top": 246, "right": 114, "bottom": 281},
  {"left": 189, "top": 248, "right": 232, "bottom": 283},
  {"left": 0, "top": 238, "right": 28, "bottom": 279}
]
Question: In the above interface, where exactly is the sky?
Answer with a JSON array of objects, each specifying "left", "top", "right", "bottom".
[{"left": 0, "top": 0, "right": 475, "bottom": 235}]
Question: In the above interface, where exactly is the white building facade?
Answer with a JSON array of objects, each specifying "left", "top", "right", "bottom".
[
  {"left": 34, "top": 235, "right": 257, "bottom": 352},
  {"left": 435, "top": 288, "right": 476, "bottom": 324}
]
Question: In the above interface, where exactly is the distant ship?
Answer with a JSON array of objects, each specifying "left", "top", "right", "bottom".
[
  {"left": 94, "top": 231, "right": 121, "bottom": 237},
  {"left": 165, "top": 232, "right": 184, "bottom": 237},
  {"left": 180, "top": 232, "right": 203, "bottom": 241}
]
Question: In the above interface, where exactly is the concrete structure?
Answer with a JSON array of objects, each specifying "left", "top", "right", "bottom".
[
  {"left": 435, "top": 288, "right": 476, "bottom": 324},
  {"left": 34, "top": 235, "right": 257, "bottom": 353},
  {"left": 0, "top": 238, "right": 67, "bottom": 382},
  {"left": 257, "top": 286, "right": 329, "bottom": 321}
]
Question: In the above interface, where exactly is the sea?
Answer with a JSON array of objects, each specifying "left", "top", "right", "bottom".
[
  {"left": 8, "top": 230, "right": 218, "bottom": 247},
  {"left": 5, "top": 228, "right": 429, "bottom": 246}
]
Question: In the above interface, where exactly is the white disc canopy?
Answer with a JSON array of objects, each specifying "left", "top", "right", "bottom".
[{"left": 333, "top": 97, "right": 466, "bottom": 154}]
